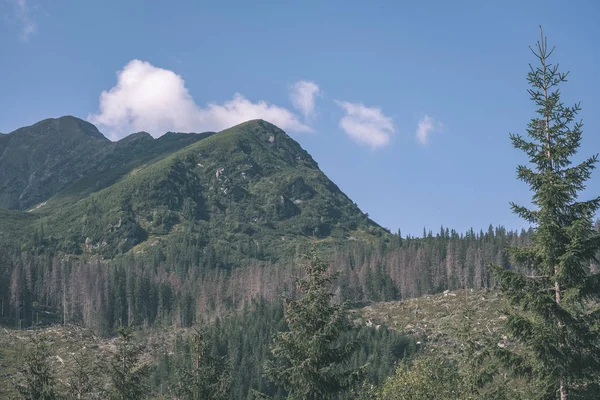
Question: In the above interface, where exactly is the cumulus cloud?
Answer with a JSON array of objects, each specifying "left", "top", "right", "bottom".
[
  {"left": 88, "top": 60, "right": 311, "bottom": 140},
  {"left": 416, "top": 115, "right": 442, "bottom": 145},
  {"left": 336, "top": 101, "right": 394, "bottom": 149},
  {"left": 289, "top": 80, "right": 320, "bottom": 119},
  {"left": 12, "top": 0, "right": 36, "bottom": 41}
]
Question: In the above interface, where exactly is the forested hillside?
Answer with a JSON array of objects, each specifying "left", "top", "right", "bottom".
[{"left": 1, "top": 225, "right": 541, "bottom": 334}]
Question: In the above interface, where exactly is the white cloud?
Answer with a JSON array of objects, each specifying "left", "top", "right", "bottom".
[
  {"left": 88, "top": 60, "right": 311, "bottom": 140},
  {"left": 12, "top": 0, "right": 36, "bottom": 41},
  {"left": 336, "top": 101, "right": 394, "bottom": 149},
  {"left": 289, "top": 80, "right": 320, "bottom": 119},
  {"left": 416, "top": 115, "right": 442, "bottom": 145}
]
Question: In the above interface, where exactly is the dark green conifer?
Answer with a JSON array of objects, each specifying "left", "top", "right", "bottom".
[
  {"left": 65, "top": 347, "right": 105, "bottom": 400},
  {"left": 263, "top": 248, "right": 364, "bottom": 400},
  {"left": 108, "top": 327, "right": 149, "bottom": 400},
  {"left": 493, "top": 27, "right": 600, "bottom": 399},
  {"left": 14, "top": 333, "right": 60, "bottom": 400},
  {"left": 173, "top": 329, "right": 231, "bottom": 400}
]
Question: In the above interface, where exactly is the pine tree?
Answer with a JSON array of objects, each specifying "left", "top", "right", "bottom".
[
  {"left": 173, "top": 329, "right": 231, "bottom": 400},
  {"left": 14, "top": 333, "right": 60, "bottom": 400},
  {"left": 262, "top": 248, "right": 364, "bottom": 400},
  {"left": 492, "top": 27, "right": 600, "bottom": 399},
  {"left": 108, "top": 327, "right": 150, "bottom": 400}
]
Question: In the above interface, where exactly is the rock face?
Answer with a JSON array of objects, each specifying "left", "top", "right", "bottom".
[{"left": 0, "top": 117, "right": 384, "bottom": 261}]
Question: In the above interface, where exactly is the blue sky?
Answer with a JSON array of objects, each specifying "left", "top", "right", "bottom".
[{"left": 1, "top": 0, "right": 599, "bottom": 236}]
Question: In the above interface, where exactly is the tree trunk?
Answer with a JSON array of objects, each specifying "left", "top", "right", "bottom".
[
  {"left": 540, "top": 28, "right": 566, "bottom": 400},
  {"left": 556, "top": 274, "right": 566, "bottom": 400},
  {"left": 560, "top": 383, "right": 567, "bottom": 400}
]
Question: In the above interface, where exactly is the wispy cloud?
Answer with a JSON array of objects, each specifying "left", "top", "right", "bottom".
[
  {"left": 12, "top": 0, "right": 36, "bottom": 41},
  {"left": 336, "top": 101, "right": 394, "bottom": 149},
  {"left": 416, "top": 115, "right": 442, "bottom": 145},
  {"left": 289, "top": 80, "right": 321, "bottom": 119},
  {"left": 88, "top": 60, "right": 312, "bottom": 140}
]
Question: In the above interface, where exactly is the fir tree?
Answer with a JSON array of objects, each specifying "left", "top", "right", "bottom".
[
  {"left": 108, "top": 327, "right": 150, "bottom": 400},
  {"left": 493, "top": 27, "right": 600, "bottom": 399},
  {"left": 14, "top": 333, "right": 60, "bottom": 400},
  {"left": 262, "top": 248, "right": 364, "bottom": 400}
]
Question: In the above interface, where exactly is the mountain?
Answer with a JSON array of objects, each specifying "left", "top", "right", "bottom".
[
  {"left": 0, "top": 116, "right": 211, "bottom": 210},
  {"left": 0, "top": 117, "right": 384, "bottom": 263},
  {"left": 0, "top": 116, "right": 110, "bottom": 210}
]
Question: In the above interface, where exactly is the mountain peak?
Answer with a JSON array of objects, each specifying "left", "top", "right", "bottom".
[
  {"left": 21, "top": 115, "right": 108, "bottom": 141},
  {"left": 224, "top": 119, "right": 285, "bottom": 137},
  {"left": 117, "top": 131, "right": 153, "bottom": 143},
  {"left": 0, "top": 117, "right": 383, "bottom": 261}
]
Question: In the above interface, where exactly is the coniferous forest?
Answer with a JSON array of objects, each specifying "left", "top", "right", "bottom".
[{"left": 1, "top": 27, "right": 600, "bottom": 400}]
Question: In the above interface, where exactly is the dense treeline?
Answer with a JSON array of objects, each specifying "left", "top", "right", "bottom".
[
  {"left": 149, "top": 299, "right": 415, "bottom": 399},
  {"left": 4, "top": 285, "right": 416, "bottom": 399},
  {"left": 0, "top": 225, "right": 539, "bottom": 334}
]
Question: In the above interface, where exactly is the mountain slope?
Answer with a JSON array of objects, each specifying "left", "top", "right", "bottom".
[
  {"left": 1, "top": 118, "right": 384, "bottom": 264},
  {"left": 0, "top": 116, "right": 212, "bottom": 210},
  {"left": 0, "top": 116, "right": 111, "bottom": 209},
  {"left": 40, "top": 119, "right": 384, "bottom": 260},
  {"left": 41, "top": 129, "right": 214, "bottom": 212}
]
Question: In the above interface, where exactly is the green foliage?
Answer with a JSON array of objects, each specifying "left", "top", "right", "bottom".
[
  {"left": 173, "top": 329, "right": 231, "bottom": 400},
  {"left": 492, "top": 28, "right": 600, "bottom": 399},
  {"left": 262, "top": 249, "right": 364, "bottom": 399},
  {"left": 0, "top": 119, "right": 384, "bottom": 264},
  {"left": 65, "top": 348, "right": 106, "bottom": 400},
  {"left": 108, "top": 327, "right": 150, "bottom": 400},
  {"left": 454, "top": 294, "right": 499, "bottom": 398},
  {"left": 14, "top": 333, "right": 60, "bottom": 400},
  {"left": 145, "top": 298, "right": 414, "bottom": 399},
  {"left": 378, "top": 355, "right": 461, "bottom": 400},
  {"left": 359, "top": 289, "right": 553, "bottom": 399}
]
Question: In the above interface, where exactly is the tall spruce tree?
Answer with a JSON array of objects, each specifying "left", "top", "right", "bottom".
[
  {"left": 262, "top": 248, "right": 364, "bottom": 400},
  {"left": 65, "top": 348, "right": 105, "bottom": 400},
  {"left": 173, "top": 329, "right": 231, "bottom": 400},
  {"left": 14, "top": 333, "right": 60, "bottom": 400},
  {"left": 493, "top": 27, "right": 600, "bottom": 399},
  {"left": 108, "top": 327, "right": 150, "bottom": 400}
]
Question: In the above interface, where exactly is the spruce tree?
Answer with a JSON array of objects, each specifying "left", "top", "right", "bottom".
[
  {"left": 14, "top": 333, "right": 60, "bottom": 400},
  {"left": 493, "top": 27, "right": 600, "bottom": 399},
  {"left": 262, "top": 248, "right": 364, "bottom": 400},
  {"left": 108, "top": 327, "right": 150, "bottom": 400},
  {"left": 173, "top": 329, "right": 231, "bottom": 400},
  {"left": 65, "top": 348, "right": 105, "bottom": 400}
]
